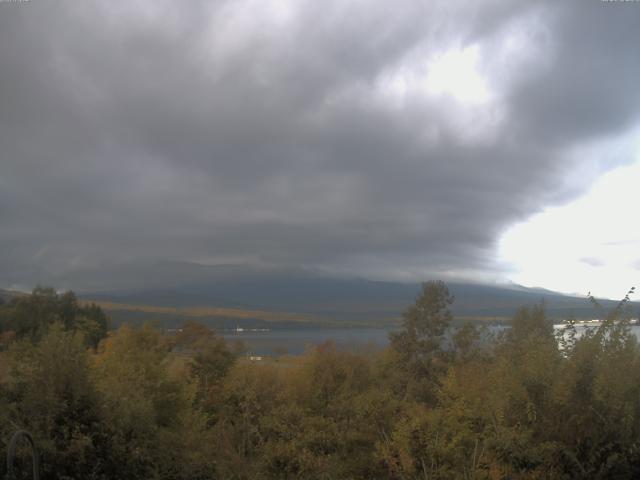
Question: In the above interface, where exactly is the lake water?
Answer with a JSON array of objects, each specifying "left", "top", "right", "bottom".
[
  {"left": 553, "top": 323, "right": 640, "bottom": 341},
  {"left": 221, "top": 324, "right": 640, "bottom": 356},
  {"left": 221, "top": 328, "right": 397, "bottom": 355}
]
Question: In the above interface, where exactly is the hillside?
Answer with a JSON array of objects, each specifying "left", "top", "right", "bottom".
[
  {"left": 78, "top": 264, "right": 638, "bottom": 328},
  {"left": 0, "top": 289, "right": 25, "bottom": 303}
]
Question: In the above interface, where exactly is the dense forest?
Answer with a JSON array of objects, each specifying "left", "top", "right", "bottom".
[{"left": 1, "top": 282, "right": 640, "bottom": 479}]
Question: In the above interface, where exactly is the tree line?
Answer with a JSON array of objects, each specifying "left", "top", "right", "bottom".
[{"left": 1, "top": 281, "right": 640, "bottom": 479}]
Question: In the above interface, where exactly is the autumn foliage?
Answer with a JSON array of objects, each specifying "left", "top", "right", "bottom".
[{"left": 1, "top": 282, "right": 640, "bottom": 479}]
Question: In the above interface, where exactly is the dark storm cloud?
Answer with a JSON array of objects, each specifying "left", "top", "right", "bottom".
[
  {"left": 1, "top": 0, "right": 639, "bottom": 291},
  {"left": 510, "top": 2, "right": 640, "bottom": 146}
]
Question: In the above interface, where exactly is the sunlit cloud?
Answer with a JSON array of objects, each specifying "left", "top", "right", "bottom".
[
  {"left": 378, "top": 43, "right": 492, "bottom": 105},
  {"left": 425, "top": 45, "right": 490, "bottom": 104},
  {"left": 499, "top": 155, "right": 640, "bottom": 299}
]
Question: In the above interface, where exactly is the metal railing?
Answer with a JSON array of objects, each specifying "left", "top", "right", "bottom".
[{"left": 5, "top": 430, "right": 39, "bottom": 480}]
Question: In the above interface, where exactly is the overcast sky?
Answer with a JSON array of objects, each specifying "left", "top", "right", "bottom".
[{"left": 1, "top": 0, "right": 639, "bottom": 297}]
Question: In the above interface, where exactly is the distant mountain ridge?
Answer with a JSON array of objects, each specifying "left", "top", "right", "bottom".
[
  {"left": 76, "top": 263, "right": 639, "bottom": 327},
  {"left": 0, "top": 289, "right": 25, "bottom": 302}
]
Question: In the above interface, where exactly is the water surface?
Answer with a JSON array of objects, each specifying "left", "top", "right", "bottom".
[
  {"left": 221, "top": 328, "right": 396, "bottom": 355},
  {"left": 221, "top": 323, "right": 640, "bottom": 356}
]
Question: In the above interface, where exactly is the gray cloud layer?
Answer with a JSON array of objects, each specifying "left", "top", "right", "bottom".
[{"left": 1, "top": 0, "right": 639, "bottom": 291}]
